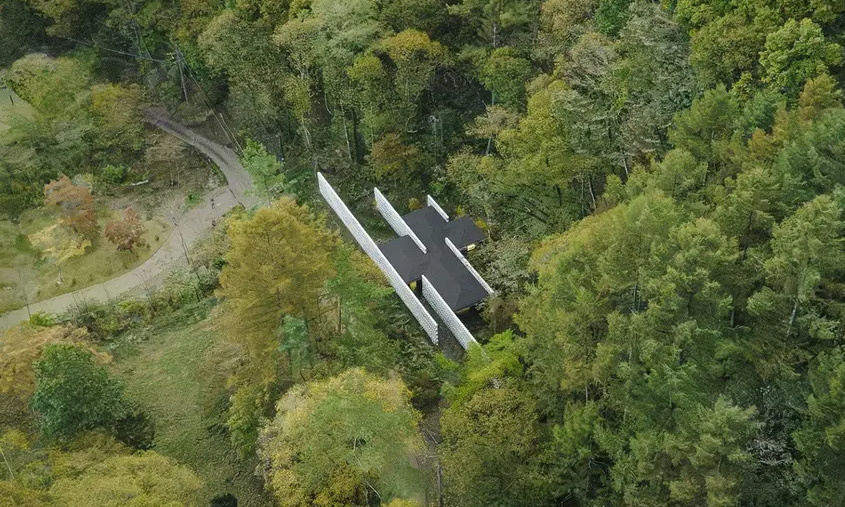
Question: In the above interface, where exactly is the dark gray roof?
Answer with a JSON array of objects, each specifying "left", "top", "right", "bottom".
[
  {"left": 378, "top": 206, "right": 489, "bottom": 310},
  {"left": 447, "top": 216, "right": 486, "bottom": 249},
  {"left": 379, "top": 236, "right": 426, "bottom": 283}
]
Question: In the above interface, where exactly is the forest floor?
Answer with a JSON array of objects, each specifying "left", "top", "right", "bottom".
[
  {"left": 113, "top": 302, "right": 273, "bottom": 507},
  {"left": 0, "top": 114, "right": 257, "bottom": 329}
]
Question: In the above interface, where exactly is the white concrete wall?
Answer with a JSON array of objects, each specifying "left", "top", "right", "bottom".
[{"left": 319, "top": 173, "right": 439, "bottom": 343}]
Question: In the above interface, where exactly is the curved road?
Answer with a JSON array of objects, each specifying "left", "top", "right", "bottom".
[{"left": 0, "top": 112, "right": 258, "bottom": 330}]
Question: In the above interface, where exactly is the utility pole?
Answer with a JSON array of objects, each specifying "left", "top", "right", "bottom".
[
  {"left": 173, "top": 42, "right": 189, "bottom": 102},
  {"left": 17, "top": 271, "right": 31, "bottom": 320}
]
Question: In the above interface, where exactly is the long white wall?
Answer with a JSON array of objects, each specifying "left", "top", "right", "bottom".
[
  {"left": 374, "top": 187, "right": 427, "bottom": 253},
  {"left": 426, "top": 195, "right": 449, "bottom": 221},
  {"left": 444, "top": 238, "right": 495, "bottom": 296},
  {"left": 318, "top": 173, "right": 439, "bottom": 344},
  {"left": 422, "top": 275, "right": 477, "bottom": 350}
]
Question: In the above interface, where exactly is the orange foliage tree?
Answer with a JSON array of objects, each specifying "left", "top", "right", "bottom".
[
  {"left": 104, "top": 207, "right": 147, "bottom": 252},
  {"left": 43, "top": 176, "right": 99, "bottom": 240}
]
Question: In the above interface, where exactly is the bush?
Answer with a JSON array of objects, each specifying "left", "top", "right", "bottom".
[
  {"left": 31, "top": 344, "right": 128, "bottom": 439},
  {"left": 63, "top": 252, "right": 222, "bottom": 340},
  {"left": 67, "top": 299, "right": 151, "bottom": 340},
  {"left": 29, "top": 312, "right": 56, "bottom": 327},
  {"left": 155, "top": 267, "right": 215, "bottom": 308},
  {"left": 98, "top": 164, "right": 129, "bottom": 184}
]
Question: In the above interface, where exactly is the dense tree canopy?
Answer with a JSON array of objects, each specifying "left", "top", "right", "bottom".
[
  {"left": 217, "top": 198, "right": 336, "bottom": 454},
  {"left": 257, "top": 368, "right": 423, "bottom": 507},
  {"left": 3, "top": 0, "right": 845, "bottom": 505}
]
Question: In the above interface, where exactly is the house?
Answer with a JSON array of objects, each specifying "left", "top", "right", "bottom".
[{"left": 318, "top": 173, "right": 493, "bottom": 349}]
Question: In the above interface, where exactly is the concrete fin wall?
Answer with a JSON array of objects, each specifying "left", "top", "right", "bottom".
[
  {"left": 422, "top": 275, "right": 477, "bottom": 350},
  {"left": 374, "top": 187, "right": 427, "bottom": 253},
  {"left": 318, "top": 173, "right": 439, "bottom": 343}
]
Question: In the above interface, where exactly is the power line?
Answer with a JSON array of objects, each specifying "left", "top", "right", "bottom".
[
  {"left": 178, "top": 52, "right": 243, "bottom": 153},
  {"left": 56, "top": 35, "right": 169, "bottom": 63},
  {"left": 62, "top": 33, "right": 243, "bottom": 154}
]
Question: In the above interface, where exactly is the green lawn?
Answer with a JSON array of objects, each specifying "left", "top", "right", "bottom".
[
  {"left": 0, "top": 207, "right": 170, "bottom": 313},
  {"left": 114, "top": 304, "right": 273, "bottom": 507},
  {"left": 0, "top": 88, "right": 33, "bottom": 134}
]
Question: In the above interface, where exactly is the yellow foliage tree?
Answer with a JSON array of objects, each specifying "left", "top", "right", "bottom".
[
  {"left": 217, "top": 197, "right": 336, "bottom": 454},
  {"left": 0, "top": 479, "right": 48, "bottom": 507},
  {"left": 89, "top": 83, "right": 146, "bottom": 155},
  {"left": 368, "top": 133, "right": 422, "bottom": 182},
  {"left": 383, "top": 499, "right": 423, "bottom": 507},
  {"left": 1, "top": 430, "right": 201, "bottom": 506},
  {"left": 49, "top": 451, "right": 203, "bottom": 507},
  {"left": 381, "top": 29, "right": 448, "bottom": 104},
  {"left": 258, "top": 368, "right": 424, "bottom": 507}
]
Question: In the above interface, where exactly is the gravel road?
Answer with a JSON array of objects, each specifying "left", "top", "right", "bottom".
[{"left": 0, "top": 112, "right": 259, "bottom": 330}]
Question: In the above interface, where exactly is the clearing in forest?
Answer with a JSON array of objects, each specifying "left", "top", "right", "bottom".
[{"left": 115, "top": 305, "right": 273, "bottom": 507}]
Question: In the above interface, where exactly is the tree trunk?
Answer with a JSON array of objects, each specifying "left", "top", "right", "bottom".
[
  {"left": 350, "top": 108, "right": 362, "bottom": 163},
  {"left": 340, "top": 101, "right": 353, "bottom": 162},
  {"left": 786, "top": 299, "right": 799, "bottom": 339}
]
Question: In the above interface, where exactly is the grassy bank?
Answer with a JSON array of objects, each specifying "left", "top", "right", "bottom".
[{"left": 113, "top": 303, "right": 272, "bottom": 507}]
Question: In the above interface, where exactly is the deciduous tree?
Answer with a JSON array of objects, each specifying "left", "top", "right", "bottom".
[
  {"left": 49, "top": 451, "right": 203, "bottom": 506},
  {"left": 43, "top": 175, "right": 99, "bottom": 241},
  {"left": 241, "top": 139, "right": 285, "bottom": 202},
  {"left": 104, "top": 207, "right": 146, "bottom": 252},
  {"left": 368, "top": 133, "right": 422, "bottom": 183},
  {"left": 30, "top": 344, "right": 126, "bottom": 439},
  {"left": 794, "top": 348, "right": 845, "bottom": 505},
  {"left": 218, "top": 197, "right": 335, "bottom": 454},
  {"left": 746, "top": 194, "right": 845, "bottom": 376},
  {"left": 0, "top": 324, "right": 90, "bottom": 429},
  {"left": 88, "top": 83, "right": 146, "bottom": 159},
  {"left": 479, "top": 47, "right": 532, "bottom": 108},
  {"left": 760, "top": 18, "right": 843, "bottom": 97},
  {"left": 257, "top": 368, "right": 423, "bottom": 507},
  {"left": 440, "top": 386, "right": 553, "bottom": 507}
]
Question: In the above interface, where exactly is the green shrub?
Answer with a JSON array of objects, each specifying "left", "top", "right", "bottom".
[
  {"left": 29, "top": 312, "right": 56, "bottom": 327},
  {"left": 99, "top": 164, "right": 129, "bottom": 184},
  {"left": 68, "top": 299, "right": 151, "bottom": 340},
  {"left": 31, "top": 344, "right": 127, "bottom": 439}
]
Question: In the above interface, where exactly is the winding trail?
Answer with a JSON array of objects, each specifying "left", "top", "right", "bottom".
[{"left": 0, "top": 112, "right": 258, "bottom": 330}]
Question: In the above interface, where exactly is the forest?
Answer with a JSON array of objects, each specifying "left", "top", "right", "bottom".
[{"left": 1, "top": 0, "right": 845, "bottom": 505}]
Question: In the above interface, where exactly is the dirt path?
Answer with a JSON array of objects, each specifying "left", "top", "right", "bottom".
[
  {"left": 0, "top": 113, "right": 259, "bottom": 330},
  {"left": 145, "top": 109, "right": 257, "bottom": 206}
]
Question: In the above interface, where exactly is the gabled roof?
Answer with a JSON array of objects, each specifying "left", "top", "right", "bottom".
[
  {"left": 379, "top": 236, "right": 426, "bottom": 283},
  {"left": 446, "top": 216, "right": 486, "bottom": 250},
  {"left": 377, "top": 205, "right": 489, "bottom": 311},
  {"left": 424, "top": 253, "right": 489, "bottom": 310}
]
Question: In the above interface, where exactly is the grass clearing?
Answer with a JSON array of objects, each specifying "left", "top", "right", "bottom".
[
  {"left": 0, "top": 206, "right": 170, "bottom": 313},
  {"left": 0, "top": 88, "right": 34, "bottom": 135},
  {"left": 114, "top": 303, "right": 272, "bottom": 507}
]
